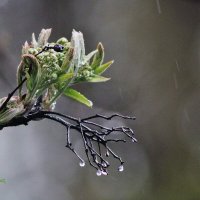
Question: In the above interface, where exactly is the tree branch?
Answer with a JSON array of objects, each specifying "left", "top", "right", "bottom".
[
  {"left": 0, "top": 109, "right": 136, "bottom": 175},
  {"left": 0, "top": 29, "right": 136, "bottom": 175}
]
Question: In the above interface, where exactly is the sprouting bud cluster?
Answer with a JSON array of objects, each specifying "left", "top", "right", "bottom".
[
  {"left": 0, "top": 29, "right": 136, "bottom": 176},
  {"left": 17, "top": 29, "right": 113, "bottom": 111},
  {"left": 27, "top": 38, "right": 69, "bottom": 83},
  {"left": 0, "top": 28, "right": 113, "bottom": 125}
]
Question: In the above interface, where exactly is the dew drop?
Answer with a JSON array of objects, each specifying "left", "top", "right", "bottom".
[
  {"left": 88, "top": 100, "right": 93, "bottom": 107},
  {"left": 101, "top": 170, "right": 108, "bottom": 176},
  {"left": 102, "top": 162, "right": 107, "bottom": 167},
  {"left": 96, "top": 170, "right": 102, "bottom": 176},
  {"left": 95, "top": 157, "right": 99, "bottom": 163},
  {"left": 118, "top": 165, "right": 124, "bottom": 172},
  {"left": 105, "top": 151, "right": 110, "bottom": 157},
  {"left": 132, "top": 138, "right": 137, "bottom": 143},
  {"left": 50, "top": 102, "right": 56, "bottom": 110},
  {"left": 79, "top": 161, "right": 85, "bottom": 167}
]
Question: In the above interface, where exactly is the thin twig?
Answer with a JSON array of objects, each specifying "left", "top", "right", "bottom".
[
  {"left": 0, "top": 108, "right": 136, "bottom": 174},
  {"left": 0, "top": 78, "right": 27, "bottom": 112}
]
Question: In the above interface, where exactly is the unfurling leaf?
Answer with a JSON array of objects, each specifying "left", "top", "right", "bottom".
[
  {"left": 64, "top": 88, "right": 93, "bottom": 107},
  {"left": 17, "top": 54, "right": 41, "bottom": 100},
  {"left": 0, "top": 104, "right": 24, "bottom": 124},
  {"left": 91, "top": 43, "right": 104, "bottom": 69},
  {"left": 94, "top": 60, "right": 114, "bottom": 75},
  {"left": 37, "top": 28, "right": 52, "bottom": 47},
  {"left": 87, "top": 75, "right": 110, "bottom": 82},
  {"left": 83, "top": 49, "right": 98, "bottom": 65}
]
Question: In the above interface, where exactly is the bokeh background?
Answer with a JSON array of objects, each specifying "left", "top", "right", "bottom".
[{"left": 0, "top": 0, "right": 200, "bottom": 199}]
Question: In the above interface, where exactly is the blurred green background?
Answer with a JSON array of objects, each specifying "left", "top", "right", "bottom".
[{"left": 0, "top": 0, "right": 200, "bottom": 199}]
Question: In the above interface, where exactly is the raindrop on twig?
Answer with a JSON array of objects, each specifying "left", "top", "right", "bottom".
[
  {"left": 96, "top": 170, "right": 102, "bottom": 176},
  {"left": 79, "top": 161, "right": 85, "bottom": 167},
  {"left": 118, "top": 165, "right": 124, "bottom": 172},
  {"left": 105, "top": 150, "right": 110, "bottom": 157},
  {"left": 132, "top": 137, "right": 137, "bottom": 143},
  {"left": 101, "top": 170, "right": 108, "bottom": 176},
  {"left": 102, "top": 161, "right": 107, "bottom": 167}
]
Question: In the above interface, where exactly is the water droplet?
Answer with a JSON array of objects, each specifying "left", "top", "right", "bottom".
[
  {"left": 132, "top": 138, "right": 137, "bottom": 143},
  {"left": 118, "top": 165, "right": 124, "bottom": 172},
  {"left": 96, "top": 170, "right": 102, "bottom": 176},
  {"left": 79, "top": 161, "right": 85, "bottom": 167},
  {"left": 101, "top": 170, "right": 108, "bottom": 176},
  {"left": 88, "top": 100, "right": 93, "bottom": 107},
  {"left": 102, "top": 162, "right": 107, "bottom": 167},
  {"left": 50, "top": 102, "right": 56, "bottom": 110},
  {"left": 105, "top": 151, "right": 110, "bottom": 157},
  {"left": 95, "top": 157, "right": 99, "bottom": 163}
]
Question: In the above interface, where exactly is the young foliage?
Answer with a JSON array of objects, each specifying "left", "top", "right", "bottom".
[
  {"left": 64, "top": 88, "right": 93, "bottom": 107},
  {"left": 0, "top": 29, "right": 136, "bottom": 175}
]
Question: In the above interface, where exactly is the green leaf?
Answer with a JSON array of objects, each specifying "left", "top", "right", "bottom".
[
  {"left": 94, "top": 60, "right": 114, "bottom": 75},
  {"left": 58, "top": 73, "right": 74, "bottom": 82},
  {"left": 17, "top": 54, "right": 41, "bottom": 99},
  {"left": 91, "top": 43, "right": 104, "bottom": 69},
  {"left": 0, "top": 178, "right": 6, "bottom": 184},
  {"left": 83, "top": 49, "right": 98, "bottom": 64},
  {"left": 87, "top": 75, "right": 110, "bottom": 82},
  {"left": 63, "top": 88, "right": 93, "bottom": 107}
]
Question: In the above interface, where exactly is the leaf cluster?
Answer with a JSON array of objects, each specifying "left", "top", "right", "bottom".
[
  {"left": 0, "top": 29, "right": 136, "bottom": 176},
  {"left": 18, "top": 29, "right": 113, "bottom": 109},
  {"left": 0, "top": 29, "right": 113, "bottom": 124}
]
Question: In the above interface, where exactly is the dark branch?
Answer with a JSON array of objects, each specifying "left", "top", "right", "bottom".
[
  {"left": 0, "top": 78, "right": 27, "bottom": 112},
  {"left": 0, "top": 110, "right": 136, "bottom": 175}
]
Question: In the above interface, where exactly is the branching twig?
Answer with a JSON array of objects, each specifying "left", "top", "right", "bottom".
[
  {"left": 0, "top": 78, "right": 27, "bottom": 112},
  {"left": 0, "top": 29, "right": 136, "bottom": 176},
  {"left": 0, "top": 107, "right": 136, "bottom": 175}
]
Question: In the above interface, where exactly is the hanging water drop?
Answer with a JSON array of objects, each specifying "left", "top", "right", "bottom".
[
  {"left": 132, "top": 138, "right": 137, "bottom": 143},
  {"left": 101, "top": 171, "right": 108, "bottom": 176},
  {"left": 118, "top": 165, "right": 124, "bottom": 172},
  {"left": 79, "top": 161, "right": 85, "bottom": 167},
  {"left": 105, "top": 151, "right": 110, "bottom": 157},
  {"left": 51, "top": 101, "right": 56, "bottom": 110},
  {"left": 96, "top": 170, "right": 102, "bottom": 176},
  {"left": 102, "top": 161, "right": 107, "bottom": 167},
  {"left": 95, "top": 157, "right": 99, "bottom": 163}
]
